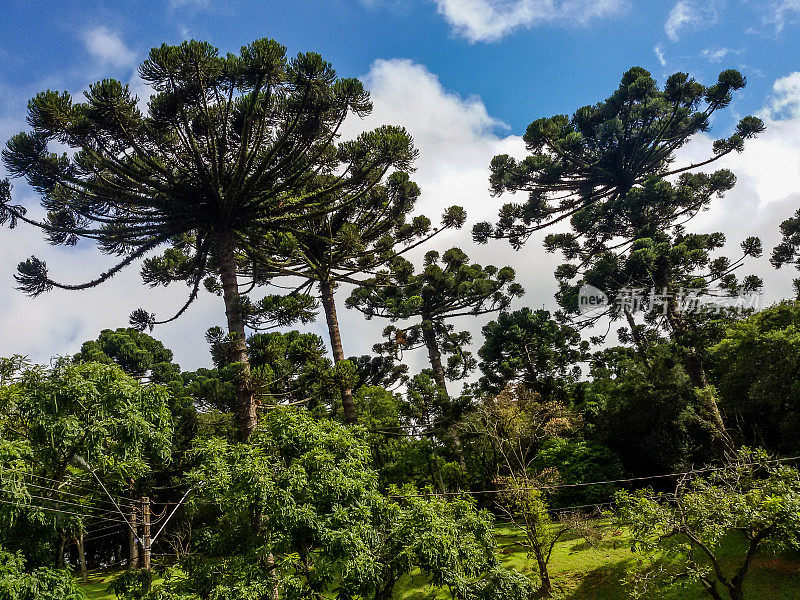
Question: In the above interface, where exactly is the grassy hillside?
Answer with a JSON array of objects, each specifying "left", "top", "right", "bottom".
[{"left": 80, "top": 524, "right": 800, "bottom": 600}]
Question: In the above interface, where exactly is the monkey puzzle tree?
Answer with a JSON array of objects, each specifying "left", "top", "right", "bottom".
[
  {"left": 0, "top": 39, "right": 416, "bottom": 438},
  {"left": 347, "top": 248, "right": 524, "bottom": 397},
  {"left": 478, "top": 308, "right": 588, "bottom": 399},
  {"left": 474, "top": 67, "right": 763, "bottom": 250},
  {"left": 259, "top": 171, "right": 466, "bottom": 423},
  {"left": 474, "top": 67, "right": 764, "bottom": 454}
]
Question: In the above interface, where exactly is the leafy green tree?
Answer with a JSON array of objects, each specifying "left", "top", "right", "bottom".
[
  {"left": 478, "top": 308, "right": 588, "bottom": 399},
  {"left": 533, "top": 438, "right": 622, "bottom": 508},
  {"left": 709, "top": 301, "right": 800, "bottom": 454},
  {"left": 592, "top": 344, "right": 719, "bottom": 475},
  {"left": 0, "top": 546, "right": 85, "bottom": 600},
  {"left": 347, "top": 248, "right": 523, "bottom": 397},
  {"left": 475, "top": 385, "right": 583, "bottom": 595},
  {"left": 74, "top": 328, "right": 177, "bottom": 382},
  {"left": 180, "top": 409, "right": 527, "bottom": 599},
  {"left": 0, "top": 361, "right": 173, "bottom": 578},
  {"left": 617, "top": 449, "right": 800, "bottom": 600},
  {"left": 260, "top": 171, "right": 465, "bottom": 423},
  {"left": 0, "top": 39, "right": 416, "bottom": 438}
]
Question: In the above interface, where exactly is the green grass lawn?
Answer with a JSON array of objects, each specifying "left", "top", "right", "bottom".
[{"left": 79, "top": 524, "right": 800, "bottom": 599}]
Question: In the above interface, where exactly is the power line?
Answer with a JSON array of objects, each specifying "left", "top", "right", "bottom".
[
  {"left": 0, "top": 487, "right": 127, "bottom": 521},
  {"left": 0, "top": 466, "right": 138, "bottom": 503},
  {"left": 388, "top": 455, "right": 800, "bottom": 498},
  {"left": 0, "top": 478, "right": 131, "bottom": 512},
  {"left": 0, "top": 497, "right": 122, "bottom": 522}
]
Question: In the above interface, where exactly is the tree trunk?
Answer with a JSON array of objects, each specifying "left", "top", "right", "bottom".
[
  {"left": 216, "top": 235, "right": 256, "bottom": 439},
  {"left": 624, "top": 308, "right": 651, "bottom": 369},
  {"left": 57, "top": 530, "right": 65, "bottom": 568},
  {"left": 532, "top": 543, "right": 552, "bottom": 597},
  {"left": 421, "top": 319, "right": 448, "bottom": 395},
  {"left": 319, "top": 279, "right": 357, "bottom": 424},
  {"left": 666, "top": 309, "right": 734, "bottom": 458},
  {"left": 75, "top": 533, "right": 88, "bottom": 583},
  {"left": 685, "top": 352, "right": 735, "bottom": 457}
]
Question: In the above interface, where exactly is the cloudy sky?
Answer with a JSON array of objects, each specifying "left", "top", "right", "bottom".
[{"left": 1, "top": 0, "right": 799, "bottom": 374}]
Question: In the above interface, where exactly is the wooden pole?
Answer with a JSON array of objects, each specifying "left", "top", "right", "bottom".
[{"left": 142, "top": 496, "right": 151, "bottom": 572}]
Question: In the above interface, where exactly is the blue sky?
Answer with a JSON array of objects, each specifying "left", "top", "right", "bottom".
[{"left": 2, "top": 0, "right": 800, "bottom": 371}]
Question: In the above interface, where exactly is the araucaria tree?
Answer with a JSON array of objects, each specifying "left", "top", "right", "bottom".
[
  {"left": 259, "top": 171, "right": 466, "bottom": 423},
  {"left": 347, "top": 248, "right": 524, "bottom": 397},
  {"left": 474, "top": 67, "right": 764, "bottom": 453},
  {"left": 0, "top": 39, "right": 416, "bottom": 437},
  {"left": 478, "top": 308, "right": 588, "bottom": 399}
]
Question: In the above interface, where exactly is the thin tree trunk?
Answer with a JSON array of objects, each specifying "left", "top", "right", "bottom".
[
  {"left": 319, "top": 279, "right": 357, "bottom": 424},
  {"left": 420, "top": 318, "right": 468, "bottom": 473},
  {"left": 532, "top": 543, "right": 552, "bottom": 597},
  {"left": 421, "top": 319, "right": 448, "bottom": 395},
  {"left": 217, "top": 235, "right": 256, "bottom": 439},
  {"left": 57, "top": 530, "right": 65, "bottom": 568},
  {"left": 75, "top": 533, "right": 88, "bottom": 583},
  {"left": 624, "top": 308, "right": 651, "bottom": 369}
]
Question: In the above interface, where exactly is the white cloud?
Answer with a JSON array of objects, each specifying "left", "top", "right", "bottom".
[
  {"left": 765, "top": 71, "right": 800, "bottom": 120},
  {"left": 434, "top": 0, "right": 626, "bottom": 43},
  {"left": 4, "top": 59, "right": 800, "bottom": 381},
  {"left": 766, "top": 0, "right": 800, "bottom": 31},
  {"left": 702, "top": 47, "right": 737, "bottom": 62},
  {"left": 675, "top": 72, "right": 800, "bottom": 306},
  {"left": 82, "top": 27, "right": 135, "bottom": 68},
  {"left": 332, "top": 59, "right": 556, "bottom": 374},
  {"left": 665, "top": 0, "right": 722, "bottom": 41},
  {"left": 654, "top": 45, "right": 667, "bottom": 67}
]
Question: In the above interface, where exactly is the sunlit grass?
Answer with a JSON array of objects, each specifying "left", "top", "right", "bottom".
[{"left": 78, "top": 523, "right": 800, "bottom": 599}]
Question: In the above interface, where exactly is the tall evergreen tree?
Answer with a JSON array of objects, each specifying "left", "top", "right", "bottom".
[
  {"left": 474, "top": 67, "right": 764, "bottom": 454},
  {"left": 257, "top": 171, "right": 466, "bottom": 423},
  {"left": 478, "top": 308, "right": 588, "bottom": 399},
  {"left": 0, "top": 39, "right": 416, "bottom": 437},
  {"left": 347, "top": 248, "right": 524, "bottom": 397}
]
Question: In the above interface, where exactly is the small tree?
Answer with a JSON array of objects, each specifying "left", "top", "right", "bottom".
[
  {"left": 476, "top": 385, "right": 581, "bottom": 596},
  {"left": 478, "top": 308, "right": 588, "bottom": 399},
  {"left": 616, "top": 450, "right": 800, "bottom": 600}
]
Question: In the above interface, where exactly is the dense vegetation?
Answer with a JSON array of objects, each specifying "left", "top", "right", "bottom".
[{"left": 1, "top": 39, "right": 799, "bottom": 600}]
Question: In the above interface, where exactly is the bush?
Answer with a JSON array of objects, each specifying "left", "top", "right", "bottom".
[
  {"left": 0, "top": 547, "right": 84, "bottom": 600},
  {"left": 534, "top": 438, "right": 623, "bottom": 507}
]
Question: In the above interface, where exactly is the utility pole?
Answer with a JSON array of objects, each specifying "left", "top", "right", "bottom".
[{"left": 142, "top": 496, "right": 151, "bottom": 572}]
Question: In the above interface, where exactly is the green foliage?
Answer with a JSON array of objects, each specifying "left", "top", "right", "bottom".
[
  {"left": 0, "top": 547, "right": 85, "bottom": 600},
  {"left": 478, "top": 308, "right": 588, "bottom": 398},
  {"left": 534, "top": 438, "right": 623, "bottom": 508},
  {"left": 74, "top": 329, "right": 176, "bottom": 381},
  {"left": 348, "top": 248, "right": 523, "bottom": 393},
  {"left": 476, "top": 67, "right": 762, "bottom": 249},
  {"left": 617, "top": 449, "right": 800, "bottom": 600},
  {"left": 709, "top": 300, "right": 800, "bottom": 454},
  {"left": 178, "top": 409, "right": 524, "bottom": 598},
  {"left": 591, "top": 345, "right": 716, "bottom": 474}
]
